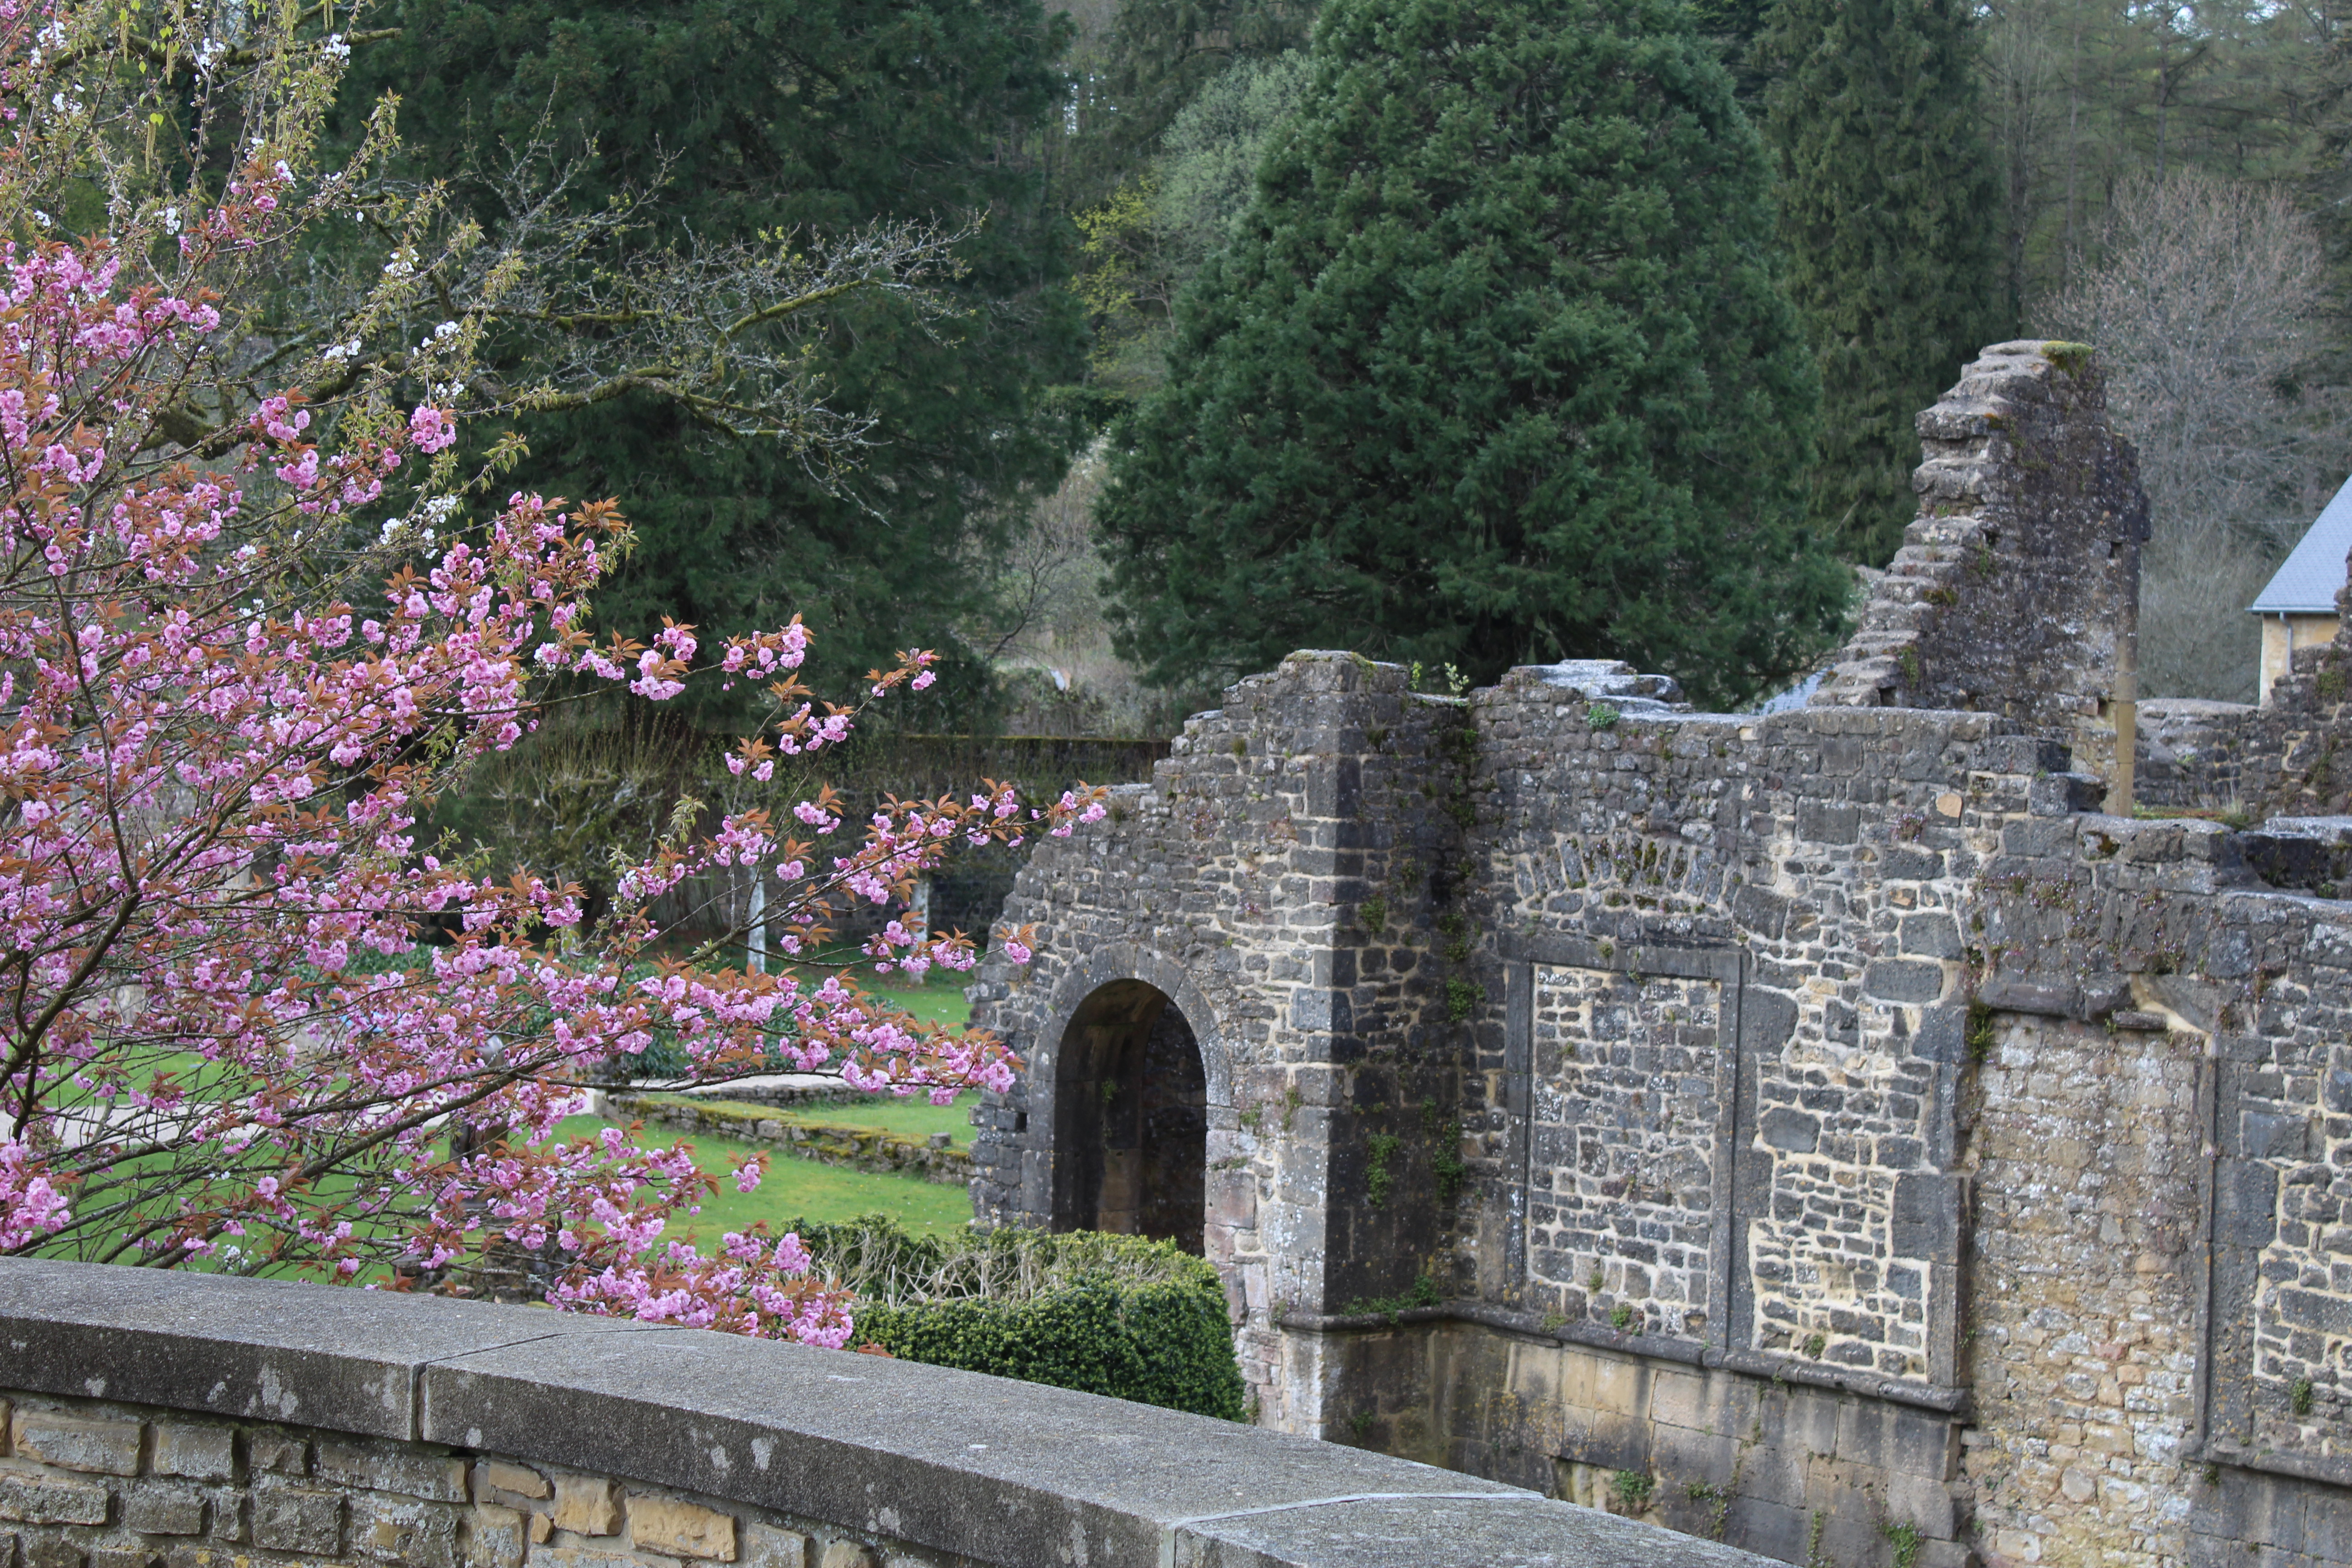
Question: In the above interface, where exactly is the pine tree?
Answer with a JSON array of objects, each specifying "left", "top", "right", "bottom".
[
  {"left": 1764, "top": 0, "right": 2009, "bottom": 564},
  {"left": 1095, "top": 0, "right": 1846, "bottom": 709}
]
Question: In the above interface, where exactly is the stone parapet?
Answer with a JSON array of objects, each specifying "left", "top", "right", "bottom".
[{"left": 0, "top": 1258, "right": 1773, "bottom": 1568}]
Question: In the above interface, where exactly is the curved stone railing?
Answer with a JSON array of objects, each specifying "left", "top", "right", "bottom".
[{"left": 0, "top": 1259, "right": 1767, "bottom": 1568}]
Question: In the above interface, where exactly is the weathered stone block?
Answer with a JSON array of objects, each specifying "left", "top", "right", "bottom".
[
  {"left": 358, "top": 1494, "right": 459, "bottom": 1568},
  {"left": 0, "top": 1473, "right": 111, "bottom": 1526},
  {"left": 123, "top": 1483, "right": 206, "bottom": 1536},
  {"left": 250, "top": 1480, "right": 342, "bottom": 1556},
  {"left": 481, "top": 1460, "right": 549, "bottom": 1502},
  {"left": 739, "top": 1523, "right": 811, "bottom": 1568},
  {"left": 1900, "top": 913, "right": 1963, "bottom": 958},
  {"left": 148, "top": 1423, "right": 233, "bottom": 1483},
  {"left": 1796, "top": 803, "right": 1861, "bottom": 845},
  {"left": 551, "top": 1475, "right": 622, "bottom": 1537},
  {"left": 24, "top": 1541, "right": 83, "bottom": 1568},
  {"left": 87, "top": 1549, "right": 152, "bottom": 1568},
  {"left": 526, "top": 1548, "right": 655, "bottom": 1568},
  {"left": 1759, "top": 1107, "right": 1819, "bottom": 1153},
  {"left": 466, "top": 1503, "right": 525, "bottom": 1568},
  {"left": 245, "top": 1431, "right": 307, "bottom": 1475},
  {"left": 2218, "top": 1160, "right": 2281, "bottom": 1249},
  {"left": 1865, "top": 960, "right": 1947, "bottom": 1004},
  {"left": 1891, "top": 1173, "right": 1960, "bottom": 1262},
  {"left": 1887, "top": 1470, "right": 1958, "bottom": 1539},
  {"left": 317, "top": 1439, "right": 469, "bottom": 1503},
  {"left": 816, "top": 1543, "right": 878, "bottom": 1568},
  {"left": 627, "top": 1494, "right": 737, "bottom": 1561},
  {"left": 12, "top": 1410, "right": 141, "bottom": 1476}
]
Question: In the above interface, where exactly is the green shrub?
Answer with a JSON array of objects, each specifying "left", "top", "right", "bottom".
[{"left": 791, "top": 1216, "right": 1247, "bottom": 1421}]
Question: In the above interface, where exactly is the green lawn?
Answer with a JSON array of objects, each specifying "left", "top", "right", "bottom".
[
  {"left": 664, "top": 1089, "right": 979, "bottom": 1149},
  {"left": 552, "top": 1113, "right": 974, "bottom": 1249},
  {"left": 808, "top": 960, "right": 976, "bottom": 1031}
]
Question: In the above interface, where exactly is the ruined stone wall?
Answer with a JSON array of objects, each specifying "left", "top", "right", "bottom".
[
  {"left": 1959, "top": 1009, "right": 2205, "bottom": 1568},
  {"left": 1970, "top": 813, "right": 2352, "bottom": 1566},
  {"left": 1809, "top": 341, "right": 2145, "bottom": 746},
  {"left": 966, "top": 343, "right": 2352, "bottom": 1567},
  {"left": 2117, "top": 549, "right": 2352, "bottom": 820},
  {"left": 965, "top": 653, "right": 1474, "bottom": 1427}
]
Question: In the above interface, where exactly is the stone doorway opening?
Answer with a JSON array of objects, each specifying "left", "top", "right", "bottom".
[{"left": 1053, "top": 980, "right": 1206, "bottom": 1253}]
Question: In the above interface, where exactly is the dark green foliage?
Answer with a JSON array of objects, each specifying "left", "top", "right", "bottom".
[
  {"left": 1689, "top": 0, "right": 1775, "bottom": 109},
  {"left": 1096, "top": 0, "right": 1847, "bottom": 709},
  {"left": 1763, "top": 0, "right": 2009, "bottom": 564},
  {"left": 792, "top": 1217, "right": 1246, "bottom": 1419},
  {"left": 341, "top": 0, "right": 1087, "bottom": 717},
  {"left": 1085, "top": 0, "right": 1317, "bottom": 192}
]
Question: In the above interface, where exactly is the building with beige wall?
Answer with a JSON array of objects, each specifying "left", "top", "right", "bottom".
[{"left": 2252, "top": 475, "right": 2352, "bottom": 702}]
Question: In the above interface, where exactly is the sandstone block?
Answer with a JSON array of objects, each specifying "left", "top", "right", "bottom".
[
  {"left": 482, "top": 1460, "right": 549, "bottom": 1500},
  {"left": 205, "top": 1485, "right": 247, "bottom": 1543},
  {"left": 552, "top": 1475, "right": 622, "bottom": 1537},
  {"left": 1646, "top": 1369, "right": 1708, "bottom": 1431},
  {"left": 627, "top": 1494, "right": 737, "bottom": 1561},
  {"left": 12, "top": 1410, "right": 141, "bottom": 1476},
  {"left": 250, "top": 1480, "right": 342, "bottom": 1556},
  {"left": 467, "top": 1503, "right": 524, "bottom": 1568},
  {"left": 0, "top": 1473, "right": 112, "bottom": 1526},
  {"left": 357, "top": 1494, "right": 459, "bottom": 1568},
  {"left": 817, "top": 1544, "right": 878, "bottom": 1568},
  {"left": 123, "top": 1483, "right": 206, "bottom": 1536},
  {"left": 317, "top": 1439, "right": 469, "bottom": 1503},
  {"left": 245, "top": 1432, "right": 307, "bottom": 1475},
  {"left": 148, "top": 1424, "right": 233, "bottom": 1483},
  {"left": 739, "top": 1523, "right": 810, "bottom": 1568},
  {"left": 524, "top": 1548, "right": 653, "bottom": 1568}
]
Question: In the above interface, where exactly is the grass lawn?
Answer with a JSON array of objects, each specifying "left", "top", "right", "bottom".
[
  {"left": 552, "top": 1113, "right": 973, "bottom": 1249},
  {"left": 811, "top": 961, "right": 976, "bottom": 1031},
  {"left": 666, "top": 1089, "right": 979, "bottom": 1149}
]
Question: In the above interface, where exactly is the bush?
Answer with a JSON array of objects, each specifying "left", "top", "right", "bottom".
[{"left": 792, "top": 1217, "right": 1246, "bottom": 1420}]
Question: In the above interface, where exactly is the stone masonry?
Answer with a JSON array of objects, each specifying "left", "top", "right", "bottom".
[
  {"left": 0, "top": 1258, "right": 1776, "bottom": 1568},
  {"left": 966, "top": 343, "right": 2352, "bottom": 1568}
]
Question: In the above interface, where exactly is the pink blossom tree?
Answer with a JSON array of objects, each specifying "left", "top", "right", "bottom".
[{"left": 0, "top": 0, "right": 1101, "bottom": 1342}]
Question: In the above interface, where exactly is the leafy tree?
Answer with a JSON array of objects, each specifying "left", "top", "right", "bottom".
[
  {"left": 1080, "top": 0, "right": 1317, "bottom": 196},
  {"left": 341, "top": 0, "right": 1089, "bottom": 719},
  {"left": 1073, "top": 50, "right": 1313, "bottom": 396},
  {"left": 1763, "top": 0, "right": 2009, "bottom": 563},
  {"left": 1095, "top": 0, "right": 1845, "bottom": 708},
  {"left": 0, "top": 0, "right": 1102, "bottom": 1320}
]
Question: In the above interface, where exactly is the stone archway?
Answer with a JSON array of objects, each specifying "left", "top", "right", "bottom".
[{"left": 1052, "top": 980, "right": 1207, "bottom": 1253}]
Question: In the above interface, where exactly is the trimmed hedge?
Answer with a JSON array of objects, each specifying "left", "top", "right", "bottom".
[{"left": 791, "top": 1216, "right": 1246, "bottom": 1421}]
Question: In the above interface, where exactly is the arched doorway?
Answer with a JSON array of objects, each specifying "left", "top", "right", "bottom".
[{"left": 1053, "top": 980, "right": 1207, "bottom": 1253}]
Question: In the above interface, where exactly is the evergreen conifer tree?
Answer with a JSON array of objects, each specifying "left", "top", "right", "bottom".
[
  {"left": 1096, "top": 0, "right": 1845, "bottom": 708},
  {"left": 1764, "top": 0, "right": 2009, "bottom": 564},
  {"left": 340, "top": 0, "right": 1086, "bottom": 721}
]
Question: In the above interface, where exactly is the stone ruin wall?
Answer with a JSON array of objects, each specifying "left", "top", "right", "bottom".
[{"left": 967, "top": 342, "right": 2352, "bottom": 1568}]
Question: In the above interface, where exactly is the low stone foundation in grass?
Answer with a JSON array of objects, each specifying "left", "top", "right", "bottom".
[{"left": 602, "top": 1092, "right": 972, "bottom": 1186}]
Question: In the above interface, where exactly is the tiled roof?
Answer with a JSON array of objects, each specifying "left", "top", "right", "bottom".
[{"left": 2252, "top": 473, "right": 2352, "bottom": 614}]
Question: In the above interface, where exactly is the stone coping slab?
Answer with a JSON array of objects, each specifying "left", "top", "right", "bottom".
[{"left": 0, "top": 1258, "right": 1773, "bottom": 1568}]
